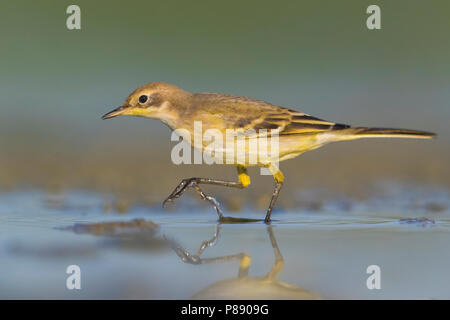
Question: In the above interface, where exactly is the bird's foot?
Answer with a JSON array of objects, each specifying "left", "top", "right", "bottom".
[
  {"left": 162, "top": 178, "right": 195, "bottom": 207},
  {"left": 162, "top": 178, "right": 223, "bottom": 219},
  {"left": 264, "top": 211, "right": 273, "bottom": 224}
]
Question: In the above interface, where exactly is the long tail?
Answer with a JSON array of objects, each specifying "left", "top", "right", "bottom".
[{"left": 338, "top": 127, "right": 436, "bottom": 140}]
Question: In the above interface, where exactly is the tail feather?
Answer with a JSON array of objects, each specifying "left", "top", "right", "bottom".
[{"left": 345, "top": 127, "right": 436, "bottom": 139}]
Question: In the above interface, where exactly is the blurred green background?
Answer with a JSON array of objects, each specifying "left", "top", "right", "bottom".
[{"left": 1, "top": 0, "right": 449, "bottom": 209}]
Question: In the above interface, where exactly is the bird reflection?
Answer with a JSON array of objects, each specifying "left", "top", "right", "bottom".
[{"left": 166, "top": 224, "right": 320, "bottom": 299}]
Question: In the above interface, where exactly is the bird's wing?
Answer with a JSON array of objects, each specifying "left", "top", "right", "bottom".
[
  {"left": 273, "top": 109, "right": 350, "bottom": 135},
  {"left": 247, "top": 108, "right": 348, "bottom": 136},
  {"left": 193, "top": 93, "right": 349, "bottom": 137}
]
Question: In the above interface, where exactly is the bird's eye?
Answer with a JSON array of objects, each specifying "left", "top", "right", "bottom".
[{"left": 138, "top": 95, "right": 148, "bottom": 104}]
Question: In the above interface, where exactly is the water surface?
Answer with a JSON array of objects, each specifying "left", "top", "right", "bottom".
[{"left": 1, "top": 188, "right": 449, "bottom": 299}]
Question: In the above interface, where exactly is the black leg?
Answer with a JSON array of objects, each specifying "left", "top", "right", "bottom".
[
  {"left": 162, "top": 177, "right": 244, "bottom": 219},
  {"left": 264, "top": 181, "right": 283, "bottom": 224},
  {"left": 163, "top": 165, "right": 283, "bottom": 222}
]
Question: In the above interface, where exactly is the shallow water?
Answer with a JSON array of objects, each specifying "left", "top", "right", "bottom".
[{"left": 0, "top": 188, "right": 449, "bottom": 299}]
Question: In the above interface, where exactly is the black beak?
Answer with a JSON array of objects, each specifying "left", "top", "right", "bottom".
[{"left": 101, "top": 106, "right": 127, "bottom": 120}]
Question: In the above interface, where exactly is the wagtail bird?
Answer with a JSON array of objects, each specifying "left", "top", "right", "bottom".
[{"left": 102, "top": 82, "right": 435, "bottom": 223}]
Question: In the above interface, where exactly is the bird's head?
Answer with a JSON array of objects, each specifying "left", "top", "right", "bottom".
[{"left": 101, "top": 82, "right": 191, "bottom": 125}]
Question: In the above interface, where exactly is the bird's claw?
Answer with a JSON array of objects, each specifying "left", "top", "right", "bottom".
[
  {"left": 162, "top": 198, "right": 173, "bottom": 208},
  {"left": 162, "top": 177, "right": 223, "bottom": 219},
  {"left": 162, "top": 178, "right": 195, "bottom": 208}
]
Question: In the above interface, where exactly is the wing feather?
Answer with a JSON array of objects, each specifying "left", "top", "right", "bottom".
[
  {"left": 251, "top": 108, "right": 349, "bottom": 136},
  {"left": 192, "top": 93, "right": 350, "bottom": 137}
]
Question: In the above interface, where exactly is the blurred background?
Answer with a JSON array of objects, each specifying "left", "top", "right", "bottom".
[
  {"left": 1, "top": 0, "right": 449, "bottom": 210},
  {"left": 1, "top": 0, "right": 450, "bottom": 300}
]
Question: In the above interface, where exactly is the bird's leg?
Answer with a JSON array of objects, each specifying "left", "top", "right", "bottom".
[
  {"left": 162, "top": 166, "right": 251, "bottom": 219},
  {"left": 264, "top": 164, "right": 284, "bottom": 224}
]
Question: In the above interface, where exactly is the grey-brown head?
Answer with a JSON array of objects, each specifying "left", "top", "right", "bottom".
[{"left": 101, "top": 82, "right": 191, "bottom": 126}]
